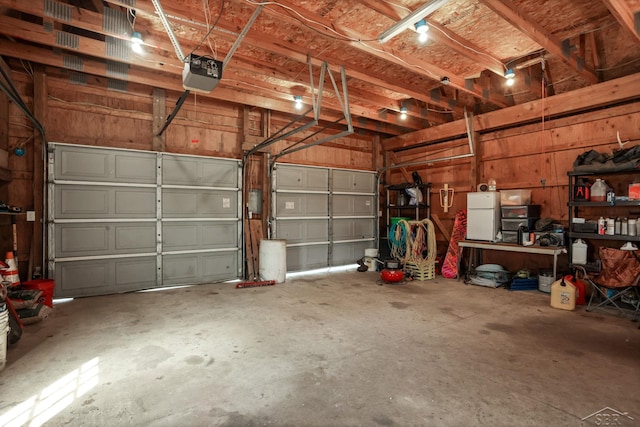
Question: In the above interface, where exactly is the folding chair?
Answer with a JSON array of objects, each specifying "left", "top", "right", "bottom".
[{"left": 575, "top": 247, "right": 640, "bottom": 322}]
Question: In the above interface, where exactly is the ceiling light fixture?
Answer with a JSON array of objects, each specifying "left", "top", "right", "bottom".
[
  {"left": 294, "top": 95, "right": 303, "bottom": 110},
  {"left": 400, "top": 106, "right": 408, "bottom": 120},
  {"left": 131, "top": 31, "right": 144, "bottom": 54},
  {"left": 415, "top": 19, "right": 429, "bottom": 43},
  {"left": 378, "top": 0, "right": 450, "bottom": 43},
  {"left": 440, "top": 76, "right": 450, "bottom": 85},
  {"left": 504, "top": 68, "right": 515, "bottom": 86}
]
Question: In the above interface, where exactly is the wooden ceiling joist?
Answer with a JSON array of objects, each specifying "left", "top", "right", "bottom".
[
  {"left": 101, "top": 0, "right": 467, "bottom": 116},
  {"left": 601, "top": 0, "right": 640, "bottom": 44},
  {"left": 482, "top": 0, "right": 599, "bottom": 85}
]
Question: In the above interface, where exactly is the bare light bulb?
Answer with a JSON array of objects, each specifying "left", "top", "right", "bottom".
[
  {"left": 506, "top": 78, "right": 515, "bottom": 87},
  {"left": 131, "top": 32, "right": 144, "bottom": 54}
]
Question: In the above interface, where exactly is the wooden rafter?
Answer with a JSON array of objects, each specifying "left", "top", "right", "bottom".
[
  {"left": 482, "top": 0, "right": 599, "bottom": 84},
  {"left": 241, "top": 0, "right": 511, "bottom": 108},
  {"left": 601, "top": 0, "right": 640, "bottom": 43},
  {"left": 102, "top": 0, "right": 467, "bottom": 116},
  {"left": 358, "top": 0, "right": 505, "bottom": 76}
]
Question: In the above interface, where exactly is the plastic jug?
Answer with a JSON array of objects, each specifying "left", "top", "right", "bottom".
[
  {"left": 571, "top": 239, "right": 587, "bottom": 265},
  {"left": 550, "top": 276, "right": 576, "bottom": 311},
  {"left": 590, "top": 179, "right": 607, "bottom": 202}
]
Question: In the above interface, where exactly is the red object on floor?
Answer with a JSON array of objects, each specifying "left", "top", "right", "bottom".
[
  {"left": 22, "top": 279, "right": 55, "bottom": 307},
  {"left": 380, "top": 269, "right": 404, "bottom": 283}
]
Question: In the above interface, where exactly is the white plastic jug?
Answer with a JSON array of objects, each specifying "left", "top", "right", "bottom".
[
  {"left": 571, "top": 239, "right": 587, "bottom": 265},
  {"left": 590, "top": 179, "right": 607, "bottom": 202}
]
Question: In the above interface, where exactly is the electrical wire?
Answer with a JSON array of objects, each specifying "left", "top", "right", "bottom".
[
  {"left": 243, "top": 0, "right": 378, "bottom": 42},
  {"left": 187, "top": 0, "right": 225, "bottom": 58},
  {"left": 203, "top": 0, "right": 219, "bottom": 59}
]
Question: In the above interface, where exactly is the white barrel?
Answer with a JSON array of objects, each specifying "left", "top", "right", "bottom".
[
  {"left": 571, "top": 239, "right": 587, "bottom": 265},
  {"left": 0, "top": 310, "right": 8, "bottom": 372},
  {"left": 259, "top": 239, "right": 287, "bottom": 283}
]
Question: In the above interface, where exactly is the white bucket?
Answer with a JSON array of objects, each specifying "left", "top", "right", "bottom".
[
  {"left": 538, "top": 270, "right": 554, "bottom": 293},
  {"left": 0, "top": 309, "right": 8, "bottom": 372},
  {"left": 364, "top": 248, "right": 378, "bottom": 258},
  {"left": 363, "top": 248, "right": 378, "bottom": 271},
  {"left": 259, "top": 239, "right": 287, "bottom": 283}
]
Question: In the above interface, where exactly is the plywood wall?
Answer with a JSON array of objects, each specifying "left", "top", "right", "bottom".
[{"left": 389, "top": 101, "right": 640, "bottom": 272}]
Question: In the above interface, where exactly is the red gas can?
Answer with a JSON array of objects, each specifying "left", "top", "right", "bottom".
[{"left": 563, "top": 275, "right": 586, "bottom": 306}]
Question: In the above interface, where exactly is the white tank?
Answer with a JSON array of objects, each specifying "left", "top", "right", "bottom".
[{"left": 259, "top": 239, "right": 287, "bottom": 283}]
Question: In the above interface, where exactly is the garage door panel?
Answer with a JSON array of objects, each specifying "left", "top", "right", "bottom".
[
  {"left": 55, "top": 256, "right": 157, "bottom": 297},
  {"left": 275, "top": 194, "right": 328, "bottom": 217},
  {"left": 333, "top": 194, "right": 375, "bottom": 216},
  {"left": 333, "top": 170, "right": 375, "bottom": 193},
  {"left": 56, "top": 186, "right": 156, "bottom": 219},
  {"left": 115, "top": 189, "right": 157, "bottom": 215},
  {"left": 56, "top": 145, "right": 156, "bottom": 184},
  {"left": 286, "top": 245, "right": 329, "bottom": 271},
  {"left": 163, "top": 221, "right": 238, "bottom": 251},
  {"left": 275, "top": 220, "right": 328, "bottom": 244},
  {"left": 56, "top": 223, "right": 156, "bottom": 258},
  {"left": 333, "top": 218, "right": 375, "bottom": 240},
  {"left": 163, "top": 251, "right": 238, "bottom": 285},
  {"left": 163, "top": 155, "right": 238, "bottom": 187},
  {"left": 163, "top": 189, "right": 238, "bottom": 218},
  {"left": 332, "top": 241, "right": 373, "bottom": 265},
  {"left": 275, "top": 165, "right": 328, "bottom": 192}
]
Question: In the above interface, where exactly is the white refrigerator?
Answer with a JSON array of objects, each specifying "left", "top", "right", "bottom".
[{"left": 467, "top": 192, "right": 501, "bottom": 241}]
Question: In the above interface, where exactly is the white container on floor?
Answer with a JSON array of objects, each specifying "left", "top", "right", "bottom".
[{"left": 259, "top": 239, "right": 287, "bottom": 283}]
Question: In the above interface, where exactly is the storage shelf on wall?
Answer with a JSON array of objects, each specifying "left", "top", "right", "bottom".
[
  {"left": 385, "top": 183, "right": 431, "bottom": 234},
  {"left": 567, "top": 168, "right": 640, "bottom": 265}
]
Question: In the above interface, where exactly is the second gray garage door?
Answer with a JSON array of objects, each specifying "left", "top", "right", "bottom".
[{"left": 272, "top": 164, "right": 375, "bottom": 271}]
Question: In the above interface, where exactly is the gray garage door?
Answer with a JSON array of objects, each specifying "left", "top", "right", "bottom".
[
  {"left": 47, "top": 143, "right": 241, "bottom": 297},
  {"left": 272, "top": 164, "right": 375, "bottom": 271}
]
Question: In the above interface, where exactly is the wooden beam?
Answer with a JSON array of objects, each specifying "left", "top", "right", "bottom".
[
  {"left": 152, "top": 88, "right": 166, "bottom": 151},
  {"left": 31, "top": 65, "right": 46, "bottom": 279},
  {"left": 0, "top": 38, "right": 404, "bottom": 136},
  {"left": 601, "top": 0, "right": 640, "bottom": 43},
  {"left": 482, "top": 0, "right": 599, "bottom": 84},
  {"left": 431, "top": 213, "right": 451, "bottom": 242},
  {"left": 384, "top": 72, "right": 640, "bottom": 150},
  {"left": 101, "top": 0, "right": 467, "bottom": 116},
  {"left": 359, "top": 0, "right": 505, "bottom": 76},
  {"left": 388, "top": 152, "right": 414, "bottom": 183}
]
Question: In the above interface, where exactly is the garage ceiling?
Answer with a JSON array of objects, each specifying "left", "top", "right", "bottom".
[{"left": 1, "top": 0, "right": 639, "bottom": 136}]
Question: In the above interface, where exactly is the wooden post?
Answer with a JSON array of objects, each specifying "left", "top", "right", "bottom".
[
  {"left": 31, "top": 66, "right": 46, "bottom": 279},
  {"left": 152, "top": 88, "right": 166, "bottom": 152}
]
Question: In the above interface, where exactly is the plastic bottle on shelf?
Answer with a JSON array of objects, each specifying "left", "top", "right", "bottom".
[
  {"left": 598, "top": 217, "right": 606, "bottom": 235},
  {"left": 629, "top": 218, "right": 637, "bottom": 236},
  {"left": 606, "top": 218, "right": 615, "bottom": 235},
  {"left": 590, "top": 179, "right": 607, "bottom": 202},
  {"left": 622, "top": 217, "right": 628, "bottom": 235}
]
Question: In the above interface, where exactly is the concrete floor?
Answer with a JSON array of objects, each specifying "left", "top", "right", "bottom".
[{"left": 1, "top": 269, "right": 639, "bottom": 427}]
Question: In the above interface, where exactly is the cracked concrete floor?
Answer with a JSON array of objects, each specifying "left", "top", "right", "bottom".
[{"left": 1, "top": 269, "right": 639, "bottom": 426}]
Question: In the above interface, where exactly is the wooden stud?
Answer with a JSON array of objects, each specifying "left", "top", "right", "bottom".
[{"left": 152, "top": 88, "right": 166, "bottom": 152}]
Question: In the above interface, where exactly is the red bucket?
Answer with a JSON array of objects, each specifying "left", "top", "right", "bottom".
[{"left": 21, "top": 279, "right": 55, "bottom": 308}]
